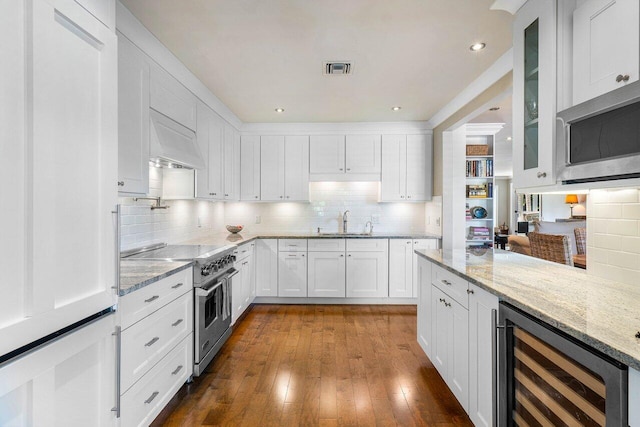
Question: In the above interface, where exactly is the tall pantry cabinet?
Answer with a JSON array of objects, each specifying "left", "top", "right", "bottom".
[{"left": 1, "top": 0, "right": 119, "bottom": 424}]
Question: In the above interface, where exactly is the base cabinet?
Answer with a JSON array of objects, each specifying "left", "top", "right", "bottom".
[
  {"left": 0, "top": 313, "right": 118, "bottom": 427},
  {"left": 389, "top": 239, "right": 413, "bottom": 298},
  {"left": 346, "top": 251, "right": 388, "bottom": 298},
  {"left": 232, "top": 243, "right": 255, "bottom": 324},
  {"left": 256, "top": 239, "right": 278, "bottom": 297},
  {"left": 417, "top": 256, "right": 498, "bottom": 422},
  {"left": 278, "top": 252, "right": 307, "bottom": 297},
  {"left": 307, "top": 252, "right": 346, "bottom": 297}
]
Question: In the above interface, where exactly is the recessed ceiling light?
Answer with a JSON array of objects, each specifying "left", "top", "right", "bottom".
[
  {"left": 470, "top": 42, "right": 486, "bottom": 52},
  {"left": 391, "top": 106, "right": 402, "bottom": 111},
  {"left": 275, "top": 108, "right": 284, "bottom": 113},
  {"left": 489, "top": 107, "right": 500, "bottom": 111}
]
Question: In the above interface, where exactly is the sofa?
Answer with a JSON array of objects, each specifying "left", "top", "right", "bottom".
[{"left": 507, "top": 220, "right": 586, "bottom": 257}]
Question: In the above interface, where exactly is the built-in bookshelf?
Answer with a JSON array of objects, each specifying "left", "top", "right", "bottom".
[{"left": 465, "top": 128, "right": 498, "bottom": 250}]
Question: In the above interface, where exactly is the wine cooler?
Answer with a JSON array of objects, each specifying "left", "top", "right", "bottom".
[{"left": 499, "top": 303, "right": 627, "bottom": 426}]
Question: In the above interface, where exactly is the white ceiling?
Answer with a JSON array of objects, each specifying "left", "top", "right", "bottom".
[
  {"left": 120, "top": 0, "right": 513, "bottom": 123},
  {"left": 470, "top": 94, "right": 513, "bottom": 177}
]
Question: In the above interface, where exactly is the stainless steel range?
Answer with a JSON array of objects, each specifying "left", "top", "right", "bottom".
[{"left": 123, "top": 243, "right": 237, "bottom": 376}]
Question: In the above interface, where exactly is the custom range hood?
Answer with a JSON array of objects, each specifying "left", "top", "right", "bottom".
[{"left": 149, "top": 109, "right": 205, "bottom": 169}]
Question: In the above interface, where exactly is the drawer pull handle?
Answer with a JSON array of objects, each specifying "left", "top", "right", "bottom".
[
  {"left": 145, "top": 337, "right": 160, "bottom": 347},
  {"left": 441, "top": 280, "right": 451, "bottom": 286},
  {"left": 445, "top": 302, "right": 452, "bottom": 308},
  {"left": 171, "top": 319, "right": 183, "bottom": 327},
  {"left": 466, "top": 289, "right": 475, "bottom": 294},
  {"left": 144, "top": 295, "right": 159, "bottom": 303},
  {"left": 144, "top": 391, "right": 159, "bottom": 404},
  {"left": 171, "top": 365, "right": 183, "bottom": 376},
  {"left": 439, "top": 298, "right": 445, "bottom": 303},
  {"left": 171, "top": 283, "right": 184, "bottom": 289}
]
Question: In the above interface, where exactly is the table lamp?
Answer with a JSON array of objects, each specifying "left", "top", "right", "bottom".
[{"left": 565, "top": 194, "right": 579, "bottom": 218}]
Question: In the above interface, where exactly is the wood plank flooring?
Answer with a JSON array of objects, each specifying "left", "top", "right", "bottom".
[{"left": 152, "top": 304, "right": 472, "bottom": 427}]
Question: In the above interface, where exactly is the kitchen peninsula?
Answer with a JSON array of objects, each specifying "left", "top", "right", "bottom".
[{"left": 415, "top": 248, "right": 640, "bottom": 426}]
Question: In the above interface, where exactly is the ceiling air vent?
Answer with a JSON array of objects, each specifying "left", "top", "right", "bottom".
[{"left": 324, "top": 62, "right": 352, "bottom": 75}]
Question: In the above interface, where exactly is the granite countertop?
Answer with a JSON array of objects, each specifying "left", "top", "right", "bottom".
[
  {"left": 181, "top": 231, "right": 442, "bottom": 246},
  {"left": 119, "top": 260, "right": 194, "bottom": 296},
  {"left": 415, "top": 249, "right": 640, "bottom": 370}
]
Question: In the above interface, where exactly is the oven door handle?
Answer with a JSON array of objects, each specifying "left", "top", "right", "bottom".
[
  {"left": 196, "top": 281, "right": 222, "bottom": 297},
  {"left": 227, "top": 270, "right": 239, "bottom": 279}
]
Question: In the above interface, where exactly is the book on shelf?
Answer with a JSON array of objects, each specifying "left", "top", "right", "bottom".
[
  {"left": 467, "top": 184, "right": 488, "bottom": 198},
  {"left": 467, "top": 226, "right": 491, "bottom": 240},
  {"left": 465, "top": 203, "right": 471, "bottom": 220},
  {"left": 465, "top": 159, "right": 494, "bottom": 178}
]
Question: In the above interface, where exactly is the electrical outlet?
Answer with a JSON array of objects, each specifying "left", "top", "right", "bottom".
[
  {"left": 371, "top": 214, "right": 380, "bottom": 224},
  {"left": 427, "top": 216, "right": 431, "bottom": 225},
  {"left": 255, "top": 215, "right": 261, "bottom": 224},
  {"left": 197, "top": 217, "right": 202, "bottom": 228},
  {"left": 436, "top": 217, "right": 441, "bottom": 226}
]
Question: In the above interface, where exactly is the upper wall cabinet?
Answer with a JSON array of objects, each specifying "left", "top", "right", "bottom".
[
  {"left": 573, "top": 0, "right": 639, "bottom": 105},
  {"left": 513, "top": 0, "right": 557, "bottom": 189},
  {"left": 240, "top": 135, "right": 261, "bottom": 201},
  {"left": 381, "top": 134, "right": 432, "bottom": 202},
  {"left": 118, "top": 34, "right": 150, "bottom": 195},
  {"left": 149, "top": 62, "right": 197, "bottom": 132},
  {"left": 195, "top": 101, "right": 224, "bottom": 200},
  {"left": 310, "top": 135, "right": 381, "bottom": 181},
  {"left": 223, "top": 123, "right": 240, "bottom": 201},
  {"left": 261, "top": 136, "right": 309, "bottom": 201}
]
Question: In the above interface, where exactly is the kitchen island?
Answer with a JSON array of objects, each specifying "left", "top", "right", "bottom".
[{"left": 415, "top": 248, "right": 640, "bottom": 426}]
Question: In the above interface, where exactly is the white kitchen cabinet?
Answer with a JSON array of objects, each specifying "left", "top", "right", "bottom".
[
  {"left": 256, "top": 239, "right": 278, "bottom": 297},
  {"left": 278, "top": 251, "right": 308, "bottom": 297},
  {"left": 431, "top": 286, "right": 469, "bottom": 412},
  {"left": 345, "top": 135, "right": 381, "bottom": 174},
  {"left": 412, "top": 239, "right": 439, "bottom": 297},
  {"left": 346, "top": 251, "right": 389, "bottom": 298},
  {"left": 119, "top": 267, "right": 193, "bottom": 425},
  {"left": 117, "top": 33, "right": 150, "bottom": 195},
  {"left": 223, "top": 124, "right": 240, "bottom": 201},
  {"left": 389, "top": 239, "right": 414, "bottom": 298},
  {"left": 232, "top": 243, "right": 255, "bottom": 324},
  {"left": 0, "top": 312, "right": 118, "bottom": 426},
  {"left": 260, "top": 136, "right": 309, "bottom": 201},
  {"left": 240, "top": 135, "right": 261, "bottom": 201},
  {"left": 310, "top": 134, "right": 381, "bottom": 181},
  {"left": 406, "top": 135, "right": 432, "bottom": 200},
  {"left": 513, "top": 0, "right": 557, "bottom": 188},
  {"left": 195, "top": 101, "right": 224, "bottom": 200},
  {"left": 416, "top": 257, "right": 433, "bottom": 358},
  {"left": 149, "top": 62, "right": 197, "bottom": 132},
  {"left": 468, "top": 283, "right": 499, "bottom": 427},
  {"left": 307, "top": 252, "right": 346, "bottom": 297},
  {"left": 573, "top": 0, "right": 639, "bottom": 105},
  {"left": 0, "top": 0, "right": 118, "bottom": 356},
  {"left": 309, "top": 135, "right": 345, "bottom": 174}
]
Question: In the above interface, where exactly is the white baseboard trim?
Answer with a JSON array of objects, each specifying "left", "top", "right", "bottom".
[{"left": 252, "top": 297, "right": 417, "bottom": 305}]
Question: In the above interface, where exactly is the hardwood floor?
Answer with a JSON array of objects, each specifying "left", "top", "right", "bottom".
[{"left": 152, "top": 304, "right": 472, "bottom": 426}]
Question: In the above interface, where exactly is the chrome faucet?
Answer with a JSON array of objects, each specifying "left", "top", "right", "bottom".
[
  {"left": 342, "top": 210, "right": 350, "bottom": 233},
  {"left": 365, "top": 221, "right": 373, "bottom": 235}
]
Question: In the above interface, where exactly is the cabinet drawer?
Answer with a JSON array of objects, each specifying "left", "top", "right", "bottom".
[
  {"left": 308, "top": 239, "right": 345, "bottom": 252},
  {"left": 233, "top": 242, "right": 254, "bottom": 262},
  {"left": 121, "top": 291, "right": 193, "bottom": 392},
  {"left": 121, "top": 334, "right": 193, "bottom": 427},
  {"left": 120, "top": 267, "right": 192, "bottom": 330},
  {"left": 412, "top": 239, "right": 439, "bottom": 250},
  {"left": 346, "top": 238, "right": 388, "bottom": 252},
  {"left": 432, "top": 264, "right": 468, "bottom": 308},
  {"left": 278, "top": 239, "right": 307, "bottom": 252}
]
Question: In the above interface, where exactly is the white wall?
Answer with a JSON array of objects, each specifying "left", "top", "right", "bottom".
[
  {"left": 224, "top": 182, "right": 427, "bottom": 234},
  {"left": 495, "top": 178, "right": 511, "bottom": 229},
  {"left": 425, "top": 196, "right": 442, "bottom": 236},
  {"left": 587, "top": 188, "right": 640, "bottom": 286},
  {"left": 118, "top": 168, "right": 226, "bottom": 250}
]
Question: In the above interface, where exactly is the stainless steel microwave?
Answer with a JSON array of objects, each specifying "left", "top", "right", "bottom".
[{"left": 557, "top": 80, "right": 640, "bottom": 184}]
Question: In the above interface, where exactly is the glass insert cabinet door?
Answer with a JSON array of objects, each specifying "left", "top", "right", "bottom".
[
  {"left": 513, "top": 0, "right": 556, "bottom": 188},
  {"left": 524, "top": 19, "right": 539, "bottom": 170}
]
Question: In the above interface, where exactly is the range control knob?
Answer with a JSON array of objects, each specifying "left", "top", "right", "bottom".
[{"left": 201, "top": 266, "right": 210, "bottom": 276}]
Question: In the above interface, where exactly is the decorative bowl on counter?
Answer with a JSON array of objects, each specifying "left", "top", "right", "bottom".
[{"left": 226, "top": 225, "right": 244, "bottom": 234}]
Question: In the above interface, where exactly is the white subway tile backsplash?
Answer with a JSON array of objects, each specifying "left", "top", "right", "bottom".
[{"left": 587, "top": 188, "right": 640, "bottom": 286}]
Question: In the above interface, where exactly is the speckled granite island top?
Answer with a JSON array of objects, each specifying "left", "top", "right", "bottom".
[
  {"left": 415, "top": 249, "right": 640, "bottom": 370},
  {"left": 120, "top": 260, "right": 194, "bottom": 296},
  {"left": 181, "top": 232, "right": 441, "bottom": 246}
]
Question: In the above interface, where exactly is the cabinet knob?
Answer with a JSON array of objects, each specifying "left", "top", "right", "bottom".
[
  {"left": 346, "top": 168, "right": 351, "bottom": 171},
  {"left": 339, "top": 168, "right": 344, "bottom": 171},
  {"left": 400, "top": 195, "right": 404, "bottom": 198},
  {"left": 117, "top": 181, "right": 124, "bottom": 186},
  {"left": 286, "top": 196, "right": 290, "bottom": 199},
  {"left": 279, "top": 195, "right": 283, "bottom": 199},
  {"left": 406, "top": 241, "right": 411, "bottom": 244},
  {"left": 407, "top": 196, "right": 411, "bottom": 199},
  {"left": 348, "top": 254, "right": 352, "bottom": 257},
  {"left": 340, "top": 254, "right": 344, "bottom": 257},
  {"left": 225, "top": 194, "right": 229, "bottom": 197},
  {"left": 616, "top": 74, "right": 630, "bottom": 83},
  {"left": 536, "top": 172, "right": 547, "bottom": 178},
  {"left": 445, "top": 302, "right": 452, "bottom": 308},
  {"left": 255, "top": 196, "right": 258, "bottom": 199}
]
